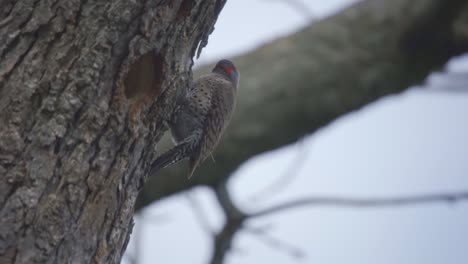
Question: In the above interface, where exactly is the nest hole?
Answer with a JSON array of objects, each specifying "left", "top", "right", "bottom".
[{"left": 124, "top": 51, "right": 164, "bottom": 99}]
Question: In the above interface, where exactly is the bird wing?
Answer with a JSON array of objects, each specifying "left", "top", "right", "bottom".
[
  {"left": 199, "top": 76, "right": 236, "bottom": 162},
  {"left": 186, "top": 74, "right": 236, "bottom": 178}
]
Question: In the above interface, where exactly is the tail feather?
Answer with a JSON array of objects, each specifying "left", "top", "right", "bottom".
[
  {"left": 187, "top": 158, "right": 200, "bottom": 179},
  {"left": 150, "top": 129, "right": 203, "bottom": 178},
  {"left": 149, "top": 142, "right": 190, "bottom": 176}
]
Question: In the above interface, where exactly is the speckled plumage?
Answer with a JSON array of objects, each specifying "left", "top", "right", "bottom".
[{"left": 150, "top": 60, "right": 239, "bottom": 178}]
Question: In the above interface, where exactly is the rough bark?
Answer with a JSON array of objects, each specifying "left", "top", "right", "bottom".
[
  {"left": 0, "top": 0, "right": 226, "bottom": 263},
  {"left": 137, "top": 0, "right": 468, "bottom": 209}
]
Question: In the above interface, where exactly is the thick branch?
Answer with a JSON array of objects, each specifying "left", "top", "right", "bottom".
[{"left": 138, "top": 0, "right": 468, "bottom": 209}]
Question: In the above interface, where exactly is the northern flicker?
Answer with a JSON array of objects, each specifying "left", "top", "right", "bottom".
[{"left": 150, "top": 59, "right": 239, "bottom": 179}]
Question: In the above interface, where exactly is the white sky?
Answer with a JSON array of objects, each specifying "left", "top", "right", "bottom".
[{"left": 124, "top": 1, "right": 468, "bottom": 263}]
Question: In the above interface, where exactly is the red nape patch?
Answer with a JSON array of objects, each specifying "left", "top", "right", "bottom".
[{"left": 222, "top": 65, "right": 235, "bottom": 74}]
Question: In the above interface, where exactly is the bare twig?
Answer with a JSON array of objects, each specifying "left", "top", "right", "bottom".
[
  {"left": 245, "top": 225, "right": 306, "bottom": 260},
  {"left": 248, "top": 137, "right": 309, "bottom": 203},
  {"left": 249, "top": 191, "right": 468, "bottom": 218},
  {"left": 209, "top": 185, "right": 468, "bottom": 264},
  {"left": 268, "top": 0, "right": 315, "bottom": 20},
  {"left": 135, "top": 187, "right": 468, "bottom": 264}
]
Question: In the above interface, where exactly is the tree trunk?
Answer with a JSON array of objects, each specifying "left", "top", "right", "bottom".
[
  {"left": 0, "top": 0, "right": 226, "bottom": 263},
  {"left": 137, "top": 0, "right": 468, "bottom": 209}
]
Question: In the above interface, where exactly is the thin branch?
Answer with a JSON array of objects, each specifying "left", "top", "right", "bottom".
[
  {"left": 249, "top": 191, "right": 468, "bottom": 218},
  {"left": 245, "top": 225, "right": 305, "bottom": 260},
  {"left": 248, "top": 137, "right": 309, "bottom": 203},
  {"left": 268, "top": 0, "right": 315, "bottom": 20},
  {"left": 209, "top": 184, "right": 468, "bottom": 264}
]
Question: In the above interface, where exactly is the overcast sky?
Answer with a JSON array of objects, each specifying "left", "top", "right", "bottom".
[{"left": 124, "top": 1, "right": 468, "bottom": 263}]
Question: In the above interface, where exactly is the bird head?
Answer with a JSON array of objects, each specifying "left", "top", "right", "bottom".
[{"left": 212, "top": 59, "right": 239, "bottom": 88}]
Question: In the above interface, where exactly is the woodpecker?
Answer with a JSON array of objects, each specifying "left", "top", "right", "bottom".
[{"left": 150, "top": 59, "right": 239, "bottom": 179}]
